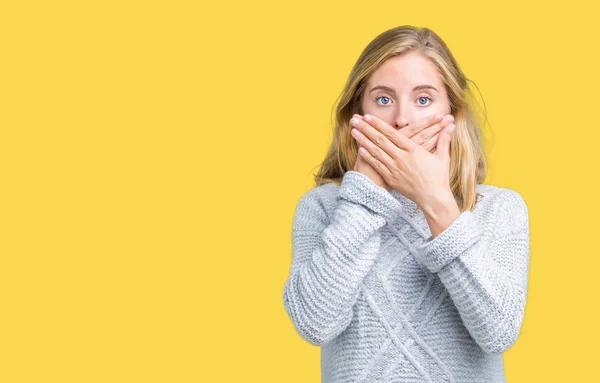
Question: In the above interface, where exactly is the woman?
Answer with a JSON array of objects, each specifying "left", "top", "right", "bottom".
[{"left": 282, "top": 25, "right": 530, "bottom": 383}]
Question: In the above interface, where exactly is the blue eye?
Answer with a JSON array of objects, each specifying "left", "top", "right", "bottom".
[
  {"left": 375, "top": 95, "right": 433, "bottom": 106},
  {"left": 418, "top": 96, "right": 432, "bottom": 106},
  {"left": 375, "top": 96, "right": 391, "bottom": 105}
]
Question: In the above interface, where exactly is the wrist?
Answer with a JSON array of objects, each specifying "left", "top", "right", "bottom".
[{"left": 421, "top": 191, "right": 461, "bottom": 238}]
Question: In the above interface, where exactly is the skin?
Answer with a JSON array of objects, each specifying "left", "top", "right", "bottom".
[{"left": 350, "top": 50, "right": 461, "bottom": 238}]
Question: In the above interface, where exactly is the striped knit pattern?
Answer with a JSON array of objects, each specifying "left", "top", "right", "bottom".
[{"left": 283, "top": 170, "right": 530, "bottom": 383}]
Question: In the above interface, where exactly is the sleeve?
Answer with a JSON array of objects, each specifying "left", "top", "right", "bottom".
[
  {"left": 282, "top": 171, "right": 402, "bottom": 346},
  {"left": 413, "top": 189, "right": 531, "bottom": 354}
]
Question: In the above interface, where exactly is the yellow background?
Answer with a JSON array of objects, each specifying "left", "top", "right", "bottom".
[{"left": 1, "top": 0, "right": 598, "bottom": 381}]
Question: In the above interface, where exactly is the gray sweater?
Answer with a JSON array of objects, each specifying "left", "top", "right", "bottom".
[{"left": 283, "top": 170, "right": 530, "bottom": 383}]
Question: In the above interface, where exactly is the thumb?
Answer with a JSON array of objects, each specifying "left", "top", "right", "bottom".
[{"left": 436, "top": 124, "right": 456, "bottom": 159}]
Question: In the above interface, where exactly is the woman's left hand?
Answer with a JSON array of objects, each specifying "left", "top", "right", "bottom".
[{"left": 349, "top": 113, "right": 457, "bottom": 211}]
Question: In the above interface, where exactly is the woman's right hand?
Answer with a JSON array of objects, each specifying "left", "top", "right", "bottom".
[
  {"left": 354, "top": 139, "right": 392, "bottom": 191},
  {"left": 352, "top": 113, "right": 455, "bottom": 191}
]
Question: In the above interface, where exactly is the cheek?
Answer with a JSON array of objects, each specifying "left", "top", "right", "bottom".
[
  {"left": 421, "top": 105, "right": 449, "bottom": 118},
  {"left": 360, "top": 104, "right": 374, "bottom": 116},
  {"left": 415, "top": 110, "right": 439, "bottom": 120},
  {"left": 439, "top": 98, "right": 452, "bottom": 115},
  {"left": 362, "top": 106, "right": 391, "bottom": 121}
]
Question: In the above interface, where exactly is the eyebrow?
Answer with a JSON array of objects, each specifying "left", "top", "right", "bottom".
[{"left": 369, "top": 84, "right": 439, "bottom": 94}]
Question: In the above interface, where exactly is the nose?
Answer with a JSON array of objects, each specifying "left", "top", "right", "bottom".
[{"left": 393, "top": 108, "right": 412, "bottom": 130}]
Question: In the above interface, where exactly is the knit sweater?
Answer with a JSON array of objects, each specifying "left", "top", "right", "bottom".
[{"left": 283, "top": 170, "right": 530, "bottom": 383}]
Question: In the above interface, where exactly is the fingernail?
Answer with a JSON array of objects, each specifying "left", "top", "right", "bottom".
[{"left": 364, "top": 114, "right": 372, "bottom": 122}]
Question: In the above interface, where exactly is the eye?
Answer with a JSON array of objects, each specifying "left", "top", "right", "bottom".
[
  {"left": 375, "top": 95, "right": 392, "bottom": 105},
  {"left": 375, "top": 95, "right": 433, "bottom": 107},
  {"left": 417, "top": 96, "right": 432, "bottom": 106}
]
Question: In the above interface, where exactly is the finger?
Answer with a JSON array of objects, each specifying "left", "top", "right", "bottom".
[
  {"left": 422, "top": 132, "right": 440, "bottom": 153},
  {"left": 350, "top": 116, "right": 396, "bottom": 172},
  {"left": 357, "top": 143, "right": 394, "bottom": 181},
  {"left": 436, "top": 124, "right": 456, "bottom": 159},
  {"left": 399, "top": 113, "right": 444, "bottom": 140},
  {"left": 358, "top": 113, "right": 416, "bottom": 152},
  {"left": 411, "top": 114, "right": 454, "bottom": 145}
]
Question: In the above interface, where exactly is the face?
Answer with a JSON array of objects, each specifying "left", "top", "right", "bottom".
[{"left": 360, "top": 50, "right": 451, "bottom": 130}]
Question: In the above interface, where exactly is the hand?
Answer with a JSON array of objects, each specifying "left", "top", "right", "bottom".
[
  {"left": 349, "top": 113, "right": 457, "bottom": 209},
  {"left": 351, "top": 114, "right": 453, "bottom": 192},
  {"left": 353, "top": 116, "right": 392, "bottom": 191},
  {"left": 399, "top": 114, "right": 455, "bottom": 154}
]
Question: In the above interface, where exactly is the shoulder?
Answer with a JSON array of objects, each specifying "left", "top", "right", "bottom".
[
  {"left": 475, "top": 183, "right": 528, "bottom": 209},
  {"left": 474, "top": 183, "right": 529, "bottom": 237},
  {"left": 292, "top": 182, "right": 339, "bottom": 231}
]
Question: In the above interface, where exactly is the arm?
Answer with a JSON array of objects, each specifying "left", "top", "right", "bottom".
[
  {"left": 413, "top": 189, "right": 531, "bottom": 354},
  {"left": 283, "top": 171, "right": 402, "bottom": 346}
]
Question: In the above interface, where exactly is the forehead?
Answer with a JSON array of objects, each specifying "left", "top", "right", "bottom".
[{"left": 368, "top": 51, "right": 443, "bottom": 88}]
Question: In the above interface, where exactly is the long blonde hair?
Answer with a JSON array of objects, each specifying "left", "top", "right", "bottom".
[{"left": 313, "top": 26, "right": 491, "bottom": 212}]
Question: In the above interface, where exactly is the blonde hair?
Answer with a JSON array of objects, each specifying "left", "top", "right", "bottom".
[{"left": 313, "top": 25, "right": 491, "bottom": 212}]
